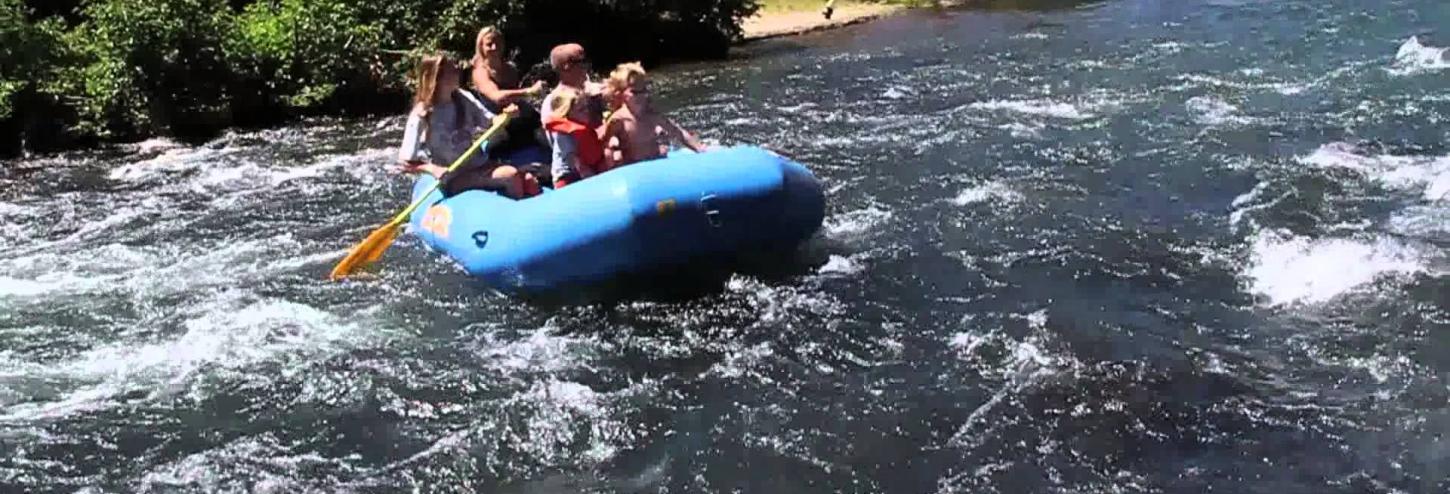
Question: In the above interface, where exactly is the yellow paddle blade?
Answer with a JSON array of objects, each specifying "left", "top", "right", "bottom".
[
  {"left": 329, "top": 110, "right": 514, "bottom": 282},
  {"left": 329, "top": 220, "right": 404, "bottom": 281}
]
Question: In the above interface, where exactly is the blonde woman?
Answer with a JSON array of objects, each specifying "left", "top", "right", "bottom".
[
  {"left": 470, "top": 26, "right": 549, "bottom": 158},
  {"left": 470, "top": 27, "right": 545, "bottom": 112}
]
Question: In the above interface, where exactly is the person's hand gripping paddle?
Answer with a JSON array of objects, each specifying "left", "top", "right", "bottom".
[{"left": 329, "top": 111, "right": 514, "bottom": 281}]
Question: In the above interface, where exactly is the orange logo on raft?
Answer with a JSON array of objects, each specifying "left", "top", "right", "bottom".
[{"left": 421, "top": 205, "right": 452, "bottom": 239}]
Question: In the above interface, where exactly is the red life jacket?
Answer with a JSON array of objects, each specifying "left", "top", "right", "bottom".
[{"left": 544, "top": 114, "right": 607, "bottom": 177}]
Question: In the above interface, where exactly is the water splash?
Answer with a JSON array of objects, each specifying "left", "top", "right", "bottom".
[
  {"left": 1301, "top": 142, "right": 1450, "bottom": 202},
  {"left": 968, "top": 99, "right": 1095, "bottom": 120},
  {"left": 1389, "top": 36, "right": 1449, "bottom": 75},
  {"left": 1245, "top": 229, "right": 1424, "bottom": 306},
  {"left": 950, "top": 181, "right": 1022, "bottom": 206}
]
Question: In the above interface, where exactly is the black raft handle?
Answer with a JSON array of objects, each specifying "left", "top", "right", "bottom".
[{"left": 472, "top": 231, "right": 490, "bottom": 249}]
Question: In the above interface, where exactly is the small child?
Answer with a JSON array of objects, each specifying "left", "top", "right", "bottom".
[
  {"left": 601, "top": 62, "right": 707, "bottom": 167},
  {"left": 541, "top": 43, "right": 608, "bottom": 189}
]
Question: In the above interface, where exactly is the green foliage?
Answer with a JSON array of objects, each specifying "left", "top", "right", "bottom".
[
  {"left": 55, "top": 0, "right": 235, "bottom": 138},
  {"left": 3, "top": 0, "right": 762, "bottom": 155},
  {"left": 0, "top": 0, "right": 65, "bottom": 120},
  {"left": 228, "top": 0, "right": 384, "bottom": 109}
]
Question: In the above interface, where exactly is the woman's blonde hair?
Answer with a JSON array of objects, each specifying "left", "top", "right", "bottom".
[
  {"left": 474, "top": 26, "right": 502, "bottom": 64},
  {"left": 604, "top": 62, "right": 648, "bottom": 110}
]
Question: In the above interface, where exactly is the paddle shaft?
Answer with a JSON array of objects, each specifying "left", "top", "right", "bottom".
[
  {"left": 329, "top": 112, "right": 513, "bottom": 281},
  {"left": 391, "top": 113, "right": 513, "bottom": 227}
]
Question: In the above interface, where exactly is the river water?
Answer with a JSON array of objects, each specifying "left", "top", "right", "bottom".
[{"left": 2, "top": 0, "right": 1448, "bottom": 492}]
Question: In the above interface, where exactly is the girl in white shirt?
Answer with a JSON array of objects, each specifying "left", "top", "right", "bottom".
[{"left": 397, "top": 53, "right": 539, "bottom": 198}]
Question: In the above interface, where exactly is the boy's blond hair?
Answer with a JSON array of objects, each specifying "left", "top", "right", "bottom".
[{"left": 604, "top": 62, "right": 648, "bottom": 109}]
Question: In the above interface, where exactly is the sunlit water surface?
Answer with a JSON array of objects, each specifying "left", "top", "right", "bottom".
[{"left": 2, "top": 0, "right": 1448, "bottom": 492}]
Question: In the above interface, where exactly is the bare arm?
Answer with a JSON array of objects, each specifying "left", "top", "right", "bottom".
[
  {"left": 602, "top": 119, "right": 625, "bottom": 168},
  {"left": 397, "top": 109, "right": 439, "bottom": 174},
  {"left": 471, "top": 65, "right": 543, "bottom": 107},
  {"left": 661, "top": 118, "right": 708, "bottom": 153}
]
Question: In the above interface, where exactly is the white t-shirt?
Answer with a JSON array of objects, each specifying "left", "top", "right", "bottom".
[{"left": 398, "top": 90, "right": 492, "bottom": 168}]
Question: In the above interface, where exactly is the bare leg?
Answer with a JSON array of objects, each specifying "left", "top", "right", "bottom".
[{"left": 490, "top": 165, "right": 524, "bottom": 199}]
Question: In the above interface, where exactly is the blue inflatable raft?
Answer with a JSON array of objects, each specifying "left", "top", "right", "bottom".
[{"left": 406, "top": 146, "right": 825, "bottom": 291}]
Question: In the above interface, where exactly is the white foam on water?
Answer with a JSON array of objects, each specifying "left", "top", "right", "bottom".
[
  {"left": 1228, "top": 180, "right": 1279, "bottom": 229},
  {"left": 1009, "top": 338, "right": 1054, "bottom": 370},
  {"left": 1275, "top": 83, "right": 1309, "bottom": 95},
  {"left": 0, "top": 273, "right": 111, "bottom": 299},
  {"left": 1022, "top": 309, "right": 1048, "bottom": 330},
  {"left": 709, "top": 341, "right": 775, "bottom": 380},
  {"left": 1300, "top": 142, "right": 1450, "bottom": 202},
  {"left": 882, "top": 86, "right": 912, "bottom": 100},
  {"left": 1186, "top": 96, "right": 1253, "bottom": 126},
  {"left": 1245, "top": 229, "right": 1424, "bottom": 306},
  {"left": 478, "top": 327, "right": 595, "bottom": 374},
  {"left": 1427, "top": 173, "right": 1450, "bottom": 202},
  {"left": 1388, "top": 206, "right": 1449, "bottom": 242},
  {"left": 948, "top": 329, "right": 993, "bottom": 357},
  {"left": 824, "top": 206, "right": 893, "bottom": 241},
  {"left": 0, "top": 242, "right": 151, "bottom": 300},
  {"left": 1389, "top": 36, "right": 1449, "bottom": 76},
  {"left": 187, "top": 156, "right": 355, "bottom": 193},
  {"left": 1171, "top": 73, "right": 1312, "bottom": 96},
  {"left": 113, "top": 145, "right": 390, "bottom": 198},
  {"left": 1152, "top": 41, "right": 1188, "bottom": 54},
  {"left": 0, "top": 293, "right": 373, "bottom": 422},
  {"left": 1340, "top": 354, "right": 1414, "bottom": 384},
  {"left": 509, "top": 378, "right": 639, "bottom": 466},
  {"left": 947, "top": 329, "right": 1077, "bottom": 453},
  {"left": 0, "top": 201, "right": 27, "bottom": 216},
  {"left": 725, "top": 275, "right": 844, "bottom": 325},
  {"left": 1002, "top": 122, "right": 1044, "bottom": 139},
  {"left": 108, "top": 147, "right": 228, "bottom": 182},
  {"left": 969, "top": 99, "right": 1094, "bottom": 120},
  {"left": 0, "top": 278, "right": 53, "bottom": 298},
  {"left": 950, "top": 181, "right": 1022, "bottom": 206},
  {"left": 818, "top": 254, "right": 864, "bottom": 275},
  {"left": 0, "top": 234, "right": 317, "bottom": 303},
  {"left": 138, "top": 435, "right": 361, "bottom": 492},
  {"left": 125, "top": 137, "right": 186, "bottom": 156},
  {"left": 0, "top": 194, "right": 172, "bottom": 257},
  {"left": 777, "top": 102, "right": 817, "bottom": 115}
]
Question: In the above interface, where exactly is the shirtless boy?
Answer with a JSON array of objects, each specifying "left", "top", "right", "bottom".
[{"left": 601, "top": 62, "right": 708, "bottom": 167}]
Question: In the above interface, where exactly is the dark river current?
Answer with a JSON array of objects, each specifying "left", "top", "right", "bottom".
[{"left": 3, "top": 0, "right": 1449, "bottom": 492}]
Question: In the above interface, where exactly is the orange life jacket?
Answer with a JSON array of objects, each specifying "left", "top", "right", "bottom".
[{"left": 544, "top": 115, "right": 607, "bottom": 177}]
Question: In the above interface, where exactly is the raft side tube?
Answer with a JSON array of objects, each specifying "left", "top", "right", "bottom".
[{"left": 408, "top": 146, "right": 824, "bottom": 290}]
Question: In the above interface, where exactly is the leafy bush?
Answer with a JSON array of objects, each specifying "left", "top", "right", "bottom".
[
  {"left": 0, "top": 0, "right": 71, "bottom": 153},
  {"left": 54, "top": 0, "right": 235, "bottom": 140},
  {"left": 3, "top": 0, "right": 763, "bottom": 156},
  {"left": 227, "top": 0, "right": 385, "bottom": 112}
]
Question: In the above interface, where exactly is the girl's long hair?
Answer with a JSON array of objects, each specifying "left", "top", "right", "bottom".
[{"left": 412, "top": 53, "right": 449, "bottom": 119}]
